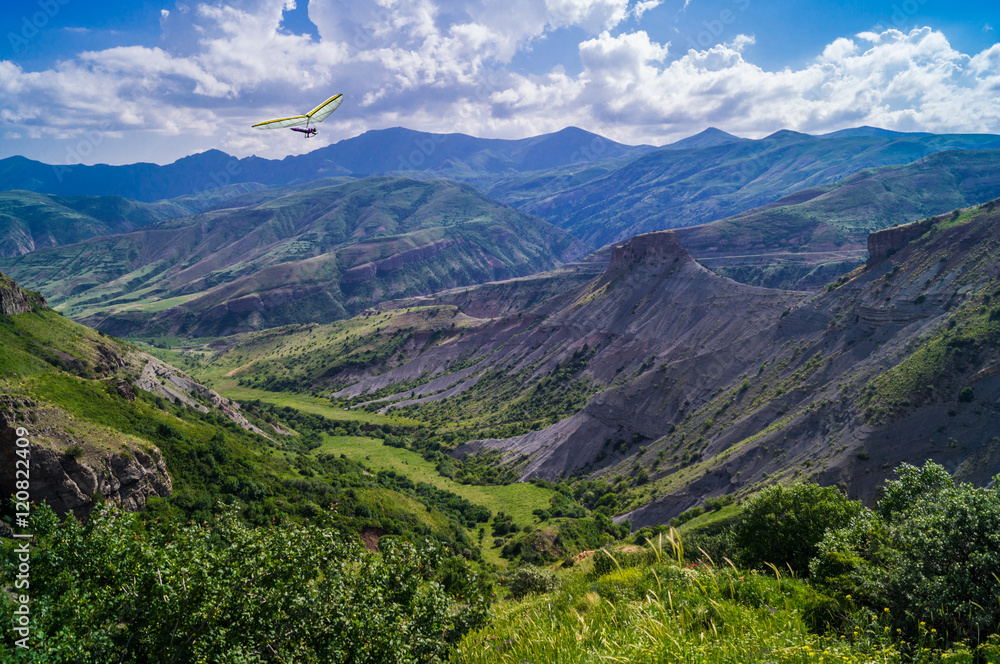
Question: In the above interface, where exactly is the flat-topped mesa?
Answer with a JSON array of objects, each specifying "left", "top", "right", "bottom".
[
  {"left": 607, "top": 231, "right": 691, "bottom": 274},
  {"left": 867, "top": 219, "right": 933, "bottom": 265},
  {"left": 0, "top": 272, "right": 39, "bottom": 315}
]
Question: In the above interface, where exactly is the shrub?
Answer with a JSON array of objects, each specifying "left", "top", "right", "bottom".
[
  {"left": 733, "top": 482, "right": 863, "bottom": 575},
  {"left": 591, "top": 546, "right": 655, "bottom": 576},
  {"left": 506, "top": 565, "right": 557, "bottom": 600},
  {"left": 812, "top": 462, "right": 1000, "bottom": 647},
  {"left": 0, "top": 503, "right": 489, "bottom": 663}
]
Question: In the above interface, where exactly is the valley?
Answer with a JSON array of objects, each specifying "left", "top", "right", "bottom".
[{"left": 3, "top": 124, "right": 1000, "bottom": 663}]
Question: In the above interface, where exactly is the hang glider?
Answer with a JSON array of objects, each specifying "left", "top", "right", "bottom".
[{"left": 252, "top": 94, "right": 343, "bottom": 138}]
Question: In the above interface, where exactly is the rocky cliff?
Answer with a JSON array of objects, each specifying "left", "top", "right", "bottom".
[
  {"left": 0, "top": 397, "right": 172, "bottom": 519},
  {"left": 606, "top": 230, "right": 688, "bottom": 273},
  {"left": 322, "top": 201, "right": 1000, "bottom": 528},
  {"left": 867, "top": 218, "right": 933, "bottom": 264},
  {"left": 0, "top": 271, "right": 39, "bottom": 315}
]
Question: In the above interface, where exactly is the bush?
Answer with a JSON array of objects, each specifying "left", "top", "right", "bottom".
[
  {"left": 734, "top": 482, "right": 863, "bottom": 575},
  {"left": 591, "top": 546, "right": 655, "bottom": 577},
  {"left": 813, "top": 462, "right": 1000, "bottom": 647},
  {"left": 506, "top": 565, "right": 557, "bottom": 599},
  {"left": 0, "top": 503, "right": 490, "bottom": 663}
]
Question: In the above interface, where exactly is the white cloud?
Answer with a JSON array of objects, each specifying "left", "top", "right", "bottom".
[
  {"left": 630, "top": 0, "right": 661, "bottom": 20},
  {"left": 0, "top": 3, "right": 998, "bottom": 165},
  {"left": 496, "top": 26, "right": 1000, "bottom": 144},
  {"left": 820, "top": 38, "right": 857, "bottom": 63}
]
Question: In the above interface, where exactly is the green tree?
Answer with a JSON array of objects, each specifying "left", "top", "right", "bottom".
[
  {"left": 734, "top": 482, "right": 863, "bottom": 575},
  {"left": 813, "top": 462, "right": 1000, "bottom": 646},
  {"left": 1, "top": 503, "right": 490, "bottom": 663}
]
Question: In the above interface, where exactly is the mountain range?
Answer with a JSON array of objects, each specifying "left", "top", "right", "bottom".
[
  {"left": 677, "top": 147, "right": 1000, "bottom": 289},
  {"left": 0, "top": 177, "right": 585, "bottom": 337},
  {"left": 521, "top": 129, "right": 1000, "bottom": 248},
  {"left": 234, "top": 200, "right": 999, "bottom": 526},
  {"left": 6, "top": 125, "right": 1000, "bottom": 251},
  {"left": 4, "top": 123, "right": 1000, "bottom": 529},
  {"left": 0, "top": 126, "right": 653, "bottom": 202}
]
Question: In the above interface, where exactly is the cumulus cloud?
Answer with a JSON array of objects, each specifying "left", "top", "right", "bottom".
[
  {"left": 0, "top": 0, "right": 998, "bottom": 165},
  {"left": 499, "top": 26, "right": 1000, "bottom": 144}
]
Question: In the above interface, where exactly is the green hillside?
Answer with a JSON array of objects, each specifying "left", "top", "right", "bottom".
[
  {"left": 678, "top": 149, "right": 1000, "bottom": 289},
  {"left": 518, "top": 131, "right": 1000, "bottom": 248},
  {"left": 0, "top": 184, "right": 277, "bottom": 259},
  {"left": 0, "top": 177, "right": 586, "bottom": 337},
  {"left": 0, "top": 274, "right": 519, "bottom": 556},
  {"left": 0, "top": 191, "right": 176, "bottom": 258}
]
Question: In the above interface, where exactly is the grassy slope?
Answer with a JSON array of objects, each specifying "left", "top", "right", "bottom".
[
  {"left": 456, "top": 543, "right": 902, "bottom": 664},
  {"left": 0, "top": 286, "right": 516, "bottom": 558},
  {"left": 1, "top": 177, "right": 582, "bottom": 337},
  {"left": 677, "top": 149, "right": 1000, "bottom": 289}
]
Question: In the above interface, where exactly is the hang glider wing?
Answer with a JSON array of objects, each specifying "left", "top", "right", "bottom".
[
  {"left": 252, "top": 114, "right": 310, "bottom": 130},
  {"left": 306, "top": 94, "right": 343, "bottom": 123},
  {"left": 252, "top": 94, "right": 343, "bottom": 130}
]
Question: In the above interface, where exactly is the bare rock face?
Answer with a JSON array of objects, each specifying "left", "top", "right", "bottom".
[
  {"left": 24, "top": 445, "right": 172, "bottom": 520},
  {"left": 0, "top": 405, "right": 172, "bottom": 520},
  {"left": 867, "top": 219, "right": 932, "bottom": 264},
  {"left": 0, "top": 272, "right": 38, "bottom": 315},
  {"left": 129, "top": 352, "right": 269, "bottom": 438},
  {"left": 607, "top": 231, "right": 689, "bottom": 273}
]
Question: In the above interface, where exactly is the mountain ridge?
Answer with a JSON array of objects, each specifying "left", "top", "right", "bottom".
[
  {"left": 0, "top": 177, "right": 587, "bottom": 337},
  {"left": 236, "top": 200, "right": 1000, "bottom": 525},
  {"left": 524, "top": 130, "right": 1000, "bottom": 248},
  {"left": 0, "top": 126, "right": 654, "bottom": 202}
]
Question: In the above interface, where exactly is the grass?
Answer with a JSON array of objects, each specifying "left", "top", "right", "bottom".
[
  {"left": 861, "top": 285, "right": 1000, "bottom": 423},
  {"left": 311, "top": 434, "right": 554, "bottom": 528},
  {"left": 113, "top": 292, "right": 203, "bottom": 313},
  {"left": 455, "top": 540, "right": 908, "bottom": 664},
  {"left": 213, "top": 381, "right": 420, "bottom": 426}
]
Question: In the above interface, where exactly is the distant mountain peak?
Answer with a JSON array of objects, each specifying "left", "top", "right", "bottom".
[
  {"left": 665, "top": 127, "right": 743, "bottom": 150},
  {"left": 763, "top": 129, "right": 814, "bottom": 142},
  {"left": 817, "top": 126, "right": 933, "bottom": 140},
  {"left": 700, "top": 127, "right": 738, "bottom": 138}
]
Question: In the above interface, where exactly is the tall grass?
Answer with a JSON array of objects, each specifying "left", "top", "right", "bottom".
[{"left": 456, "top": 534, "right": 911, "bottom": 664}]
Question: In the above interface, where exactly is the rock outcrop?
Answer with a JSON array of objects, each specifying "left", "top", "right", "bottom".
[
  {"left": 607, "top": 231, "right": 688, "bottom": 274},
  {"left": 130, "top": 352, "right": 269, "bottom": 438},
  {"left": 0, "top": 272, "right": 39, "bottom": 315},
  {"left": 0, "top": 400, "right": 172, "bottom": 520},
  {"left": 867, "top": 219, "right": 933, "bottom": 264}
]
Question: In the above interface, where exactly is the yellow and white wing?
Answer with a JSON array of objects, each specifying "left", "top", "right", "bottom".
[
  {"left": 306, "top": 94, "right": 343, "bottom": 123},
  {"left": 251, "top": 94, "right": 343, "bottom": 130},
  {"left": 252, "top": 114, "right": 310, "bottom": 130}
]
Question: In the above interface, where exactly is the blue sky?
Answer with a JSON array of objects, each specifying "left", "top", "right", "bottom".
[{"left": 2, "top": 0, "right": 998, "bottom": 166}]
